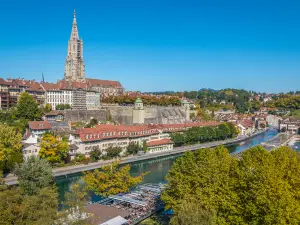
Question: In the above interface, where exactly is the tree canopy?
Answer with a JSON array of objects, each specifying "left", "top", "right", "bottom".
[
  {"left": 162, "top": 146, "right": 300, "bottom": 224},
  {"left": 15, "top": 92, "right": 41, "bottom": 120},
  {"left": 39, "top": 133, "right": 69, "bottom": 165},
  {"left": 84, "top": 162, "right": 147, "bottom": 197},
  {"left": 14, "top": 156, "right": 53, "bottom": 195},
  {"left": 0, "top": 124, "right": 23, "bottom": 173}
]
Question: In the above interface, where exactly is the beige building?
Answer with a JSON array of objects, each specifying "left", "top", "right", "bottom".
[
  {"left": 133, "top": 97, "right": 145, "bottom": 124},
  {"left": 64, "top": 10, "right": 85, "bottom": 82}
]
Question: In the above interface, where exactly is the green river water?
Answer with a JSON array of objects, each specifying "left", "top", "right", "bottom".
[{"left": 56, "top": 129, "right": 278, "bottom": 203}]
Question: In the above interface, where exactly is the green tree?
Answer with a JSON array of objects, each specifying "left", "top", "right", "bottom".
[
  {"left": 126, "top": 142, "right": 140, "bottom": 155},
  {"left": 217, "top": 123, "right": 231, "bottom": 140},
  {"left": 0, "top": 187, "right": 58, "bottom": 225},
  {"left": 226, "top": 122, "right": 239, "bottom": 137},
  {"left": 170, "top": 133, "right": 185, "bottom": 147},
  {"left": 14, "top": 156, "right": 53, "bottom": 195},
  {"left": 39, "top": 133, "right": 69, "bottom": 165},
  {"left": 170, "top": 200, "right": 216, "bottom": 225},
  {"left": 42, "top": 103, "right": 52, "bottom": 113},
  {"left": 0, "top": 124, "right": 23, "bottom": 173},
  {"left": 105, "top": 146, "right": 122, "bottom": 159},
  {"left": 84, "top": 162, "right": 147, "bottom": 197},
  {"left": 162, "top": 146, "right": 300, "bottom": 224},
  {"left": 89, "top": 146, "right": 102, "bottom": 161},
  {"left": 15, "top": 92, "right": 41, "bottom": 120}
]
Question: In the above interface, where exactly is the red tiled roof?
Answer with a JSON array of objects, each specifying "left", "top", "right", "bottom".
[
  {"left": 86, "top": 78, "right": 123, "bottom": 88},
  {"left": 0, "top": 78, "right": 9, "bottom": 86},
  {"left": 147, "top": 138, "right": 173, "bottom": 147},
  {"left": 29, "top": 121, "right": 51, "bottom": 130},
  {"left": 41, "top": 82, "right": 60, "bottom": 91},
  {"left": 76, "top": 122, "right": 221, "bottom": 142}
]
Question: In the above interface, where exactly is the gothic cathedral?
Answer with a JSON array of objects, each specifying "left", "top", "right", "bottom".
[{"left": 64, "top": 10, "right": 85, "bottom": 82}]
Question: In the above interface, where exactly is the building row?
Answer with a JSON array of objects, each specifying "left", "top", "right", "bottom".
[
  {"left": 0, "top": 78, "right": 124, "bottom": 110},
  {"left": 22, "top": 121, "right": 221, "bottom": 158}
]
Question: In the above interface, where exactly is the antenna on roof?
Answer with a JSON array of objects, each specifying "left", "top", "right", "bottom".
[{"left": 42, "top": 72, "right": 45, "bottom": 83}]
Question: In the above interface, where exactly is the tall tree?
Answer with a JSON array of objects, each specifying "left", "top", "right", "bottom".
[
  {"left": 39, "top": 133, "right": 69, "bottom": 165},
  {"left": 84, "top": 162, "right": 147, "bottom": 197},
  {"left": 15, "top": 92, "right": 41, "bottom": 120},
  {"left": 14, "top": 156, "right": 53, "bottom": 195},
  {"left": 162, "top": 146, "right": 300, "bottom": 224},
  {"left": 0, "top": 124, "right": 23, "bottom": 173},
  {"left": 0, "top": 187, "right": 58, "bottom": 225}
]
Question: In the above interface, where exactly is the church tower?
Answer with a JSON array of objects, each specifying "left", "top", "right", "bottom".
[{"left": 64, "top": 10, "right": 85, "bottom": 82}]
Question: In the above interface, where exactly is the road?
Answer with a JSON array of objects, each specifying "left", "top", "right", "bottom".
[{"left": 4, "top": 130, "right": 266, "bottom": 186}]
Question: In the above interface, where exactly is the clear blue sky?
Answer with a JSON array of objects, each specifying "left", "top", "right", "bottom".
[{"left": 0, "top": 0, "right": 299, "bottom": 93}]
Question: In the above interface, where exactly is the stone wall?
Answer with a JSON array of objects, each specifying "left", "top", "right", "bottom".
[
  {"left": 62, "top": 106, "right": 188, "bottom": 125},
  {"left": 64, "top": 109, "right": 108, "bottom": 122}
]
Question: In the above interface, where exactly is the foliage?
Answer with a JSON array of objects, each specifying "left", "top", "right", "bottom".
[
  {"left": 170, "top": 123, "right": 237, "bottom": 147},
  {"left": 39, "top": 133, "right": 69, "bottom": 165},
  {"left": 85, "top": 118, "right": 98, "bottom": 128},
  {"left": 102, "top": 95, "right": 181, "bottom": 106},
  {"left": 104, "top": 146, "right": 122, "bottom": 159},
  {"left": 0, "top": 187, "right": 58, "bottom": 225},
  {"left": 14, "top": 92, "right": 42, "bottom": 121},
  {"left": 84, "top": 162, "right": 147, "bottom": 197},
  {"left": 0, "top": 124, "right": 23, "bottom": 173},
  {"left": 162, "top": 146, "right": 300, "bottom": 224},
  {"left": 267, "top": 95, "right": 300, "bottom": 110},
  {"left": 42, "top": 103, "right": 52, "bottom": 113},
  {"left": 59, "top": 184, "right": 91, "bottom": 225},
  {"left": 126, "top": 142, "right": 140, "bottom": 155},
  {"left": 56, "top": 104, "right": 71, "bottom": 110},
  {"left": 14, "top": 156, "right": 53, "bottom": 195},
  {"left": 170, "top": 133, "right": 185, "bottom": 147},
  {"left": 142, "top": 140, "right": 148, "bottom": 152},
  {"left": 89, "top": 146, "right": 102, "bottom": 161},
  {"left": 170, "top": 200, "right": 216, "bottom": 225}
]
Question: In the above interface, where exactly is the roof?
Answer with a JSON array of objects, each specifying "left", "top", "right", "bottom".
[
  {"left": 85, "top": 204, "right": 130, "bottom": 225},
  {"left": 147, "top": 138, "right": 173, "bottom": 147},
  {"left": 76, "top": 122, "right": 221, "bottom": 142},
  {"left": 100, "top": 216, "right": 128, "bottom": 225},
  {"left": 29, "top": 121, "right": 51, "bottom": 130},
  {"left": 135, "top": 97, "right": 143, "bottom": 103},
  {"left": 86, "top": 78, "right": 123, "bottom": 89}
]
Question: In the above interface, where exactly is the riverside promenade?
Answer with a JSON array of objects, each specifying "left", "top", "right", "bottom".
[{"left": 4, "top": 129, "right": 268, "bottom": 186}]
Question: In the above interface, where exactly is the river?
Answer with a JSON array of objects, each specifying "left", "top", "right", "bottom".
[{"left": 56, "top": 129, "right": 278, "bottom": 203}]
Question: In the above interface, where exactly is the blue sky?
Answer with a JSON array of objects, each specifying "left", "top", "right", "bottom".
[{"left": 0, "top": 0, "right": 300, "bottom": 93}]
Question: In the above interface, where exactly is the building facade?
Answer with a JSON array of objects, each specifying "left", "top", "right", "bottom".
[{"left": 64, "top": 10, "right": 85, "bottom": 82}]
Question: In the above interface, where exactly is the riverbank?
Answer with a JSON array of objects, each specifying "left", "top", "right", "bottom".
[{"left": 4, "top": 129, "right": 269, "bottom": 185}]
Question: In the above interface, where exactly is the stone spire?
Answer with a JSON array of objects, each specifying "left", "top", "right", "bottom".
[
  {"left": 64, "top": 10, "right": 85, "bottom": 82},
  {"left": 70, "top": 9, "right": 79, "bottom": 40}
]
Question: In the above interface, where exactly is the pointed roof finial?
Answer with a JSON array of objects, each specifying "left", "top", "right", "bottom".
[{"left": 74, "top": 9, "right": 76, "bottom": 18}]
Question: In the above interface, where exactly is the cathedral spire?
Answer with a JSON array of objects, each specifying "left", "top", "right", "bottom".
[{"left": 70, "top": 9, "right": 79, "bottom": 40}]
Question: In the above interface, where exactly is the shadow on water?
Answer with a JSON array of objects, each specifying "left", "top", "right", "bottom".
[{"left": 56, "top": 129, "right": 278, "bottom": 203}]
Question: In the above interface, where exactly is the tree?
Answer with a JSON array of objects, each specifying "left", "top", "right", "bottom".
[
  {"left": 126, "top": 142, "right": 140, "bottom": 155},
  {"left": 39, "top": 133, "right": 69, "bottom": 165},
  {"left": 226, "top": 122, "right": 239, "bottom": 137},
  {"left": 0, "top": 187, "right": 58, "bottom": 225},
  {"left": 170, "top": 133, "right": 185, "bottom": 147},
  {"left": 14, "top": 156, "right": 53, "bottom": 195},
  {"left": 170, "top": 200, "right": 216, "bottom": 225},
  {"left": 59, "top": 184, "right": 92, "bottom": 225},
  {"left": 0, "top": 124, "right": 23, "bottom": 173},
  {"left": 42, "top": 103, "right": 52, "bottom": 113},
  {"left": 85, "top": 118, "right": 98, "bottom": 128},
  {"left": 56, "top": 104, "right": 71, "bottom": 110},
  {"left": 105, "top": 146, "right": 122, "bottom": 159},
  {"left": 217, "top": 123, "right": 231, "bottom": 139},
  {"left": 142, "top": 140, "right": 148, "bottom": 152},
  {"left": 162, "top": 146, "right": 300, "bottom": 224},
  {"left": 84, "top": 162, "right": 147, "bottom": 197},
  {"left": 89, "top": 146, "right": 102, "bottom": 161},
  {"left": 15, "top": 92, "right": 41, "bottom": 120}
]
